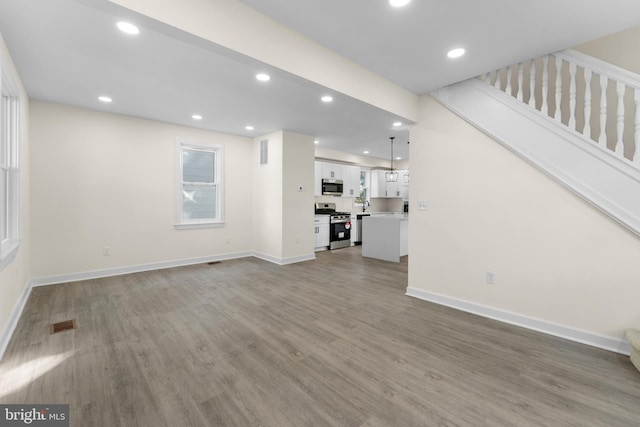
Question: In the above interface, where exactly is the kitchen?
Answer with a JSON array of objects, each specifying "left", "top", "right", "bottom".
[{"left": 313, "top": 158, "right": 409, "bottom": 262}]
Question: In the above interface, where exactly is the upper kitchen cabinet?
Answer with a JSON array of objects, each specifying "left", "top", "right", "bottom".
[
  {"left": 370, "top": 169, "right": 407, "bottom": 198},
  {"left": 320, "top": 162, "right": 342, "bottom": 180},
  {"left": 314, "top": 161, "right": 323, "bottom": 196},
  {"left": 341, "top": 165, "right": 360, "bottom": 198}
]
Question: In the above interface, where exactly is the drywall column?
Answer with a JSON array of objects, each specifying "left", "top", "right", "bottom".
[{"left": 252, "top": 131, "right": 314, "bottom": 264}]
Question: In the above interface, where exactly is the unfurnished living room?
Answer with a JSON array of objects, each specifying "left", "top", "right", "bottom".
[{"left": 1, "top": 0, "right": 640, "bottom": 426}]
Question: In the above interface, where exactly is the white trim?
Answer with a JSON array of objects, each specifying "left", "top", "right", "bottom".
[
  {"left": 29, "top": 250, "right": 317, "bottom": 288},
  {"left": 0, "top": 281, "right": 31, "bottom": 361},
  {"left": 559, "top": 49, "right": 640, "bottom": 92},
  {"left": 406, "top": 287, "right": 631, "bottom": 356},
  {"left": 29, "top": 251, "right": 253, "bottom": 287},
  {"left": 251, "top": 252, "right": 316, "bottom": 266},
  {"left": 174, "top": 222, "right": 225, "bottom": 230}
]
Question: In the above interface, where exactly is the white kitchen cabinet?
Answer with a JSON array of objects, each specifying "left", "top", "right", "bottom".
[
  {"left": 370, "top": 170, "right": 402, "bottom": 198},
  {"left": 314, "top": 215, "right": 330, "bottom": 250},
  {"left": 342, "top": 165, "right": 360, "bottom": 198},
  {"left": 314, "top": 161, "right": 323, "bottom": 196},
  {"left": 320, "top": 162, "right": 342, "bottom": 180}
]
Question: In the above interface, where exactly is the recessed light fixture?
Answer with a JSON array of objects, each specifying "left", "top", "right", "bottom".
[
  {"left": 321, "top": 95, "right": 333, "bottom": 103},
  {"left": 245, "top": 125, "right": 254, "bottom": 131},
  {"left": 314, "top": 140, "right": 319, "bottom": 144},
  {"left": 256, "top": 73, "right": 271, "bottom": 82},
  {"left": 389, "top": 0, "right": 411, "bottom": 7},
  {"left": 98, "top": 96, "right": 112, "bottom": 103},
  {"left": 116, "top": 21, "right": 139, "bottom": 35},
  {"left": 393, "top": 121, "right": 402, "bottom": 127},
  {"left": 447, "top": 48, "right": 466, "bottom": 59},
  {"left": 192, "top": 114, "right": 202, "bottom": 120},
  {"left": 396, "top": 157, "right": 402, "bottom": 160},
  {"left": 363, "top": 150, "right": 370, "bottom": 154}
]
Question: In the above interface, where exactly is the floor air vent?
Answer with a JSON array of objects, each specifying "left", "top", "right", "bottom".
[
  {"left": 50, "top": 319, "right": 77, "bottom": 334},
  {"left": 207, "top": 261, "right": 221, "bottom": 265}
]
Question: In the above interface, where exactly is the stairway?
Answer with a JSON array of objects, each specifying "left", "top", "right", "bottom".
[
  {"left": 625, "top": 329, "right": 640, "bottom": 371},
  {"left": 431, "top": 49, "right": 640, "bottom": 237}
]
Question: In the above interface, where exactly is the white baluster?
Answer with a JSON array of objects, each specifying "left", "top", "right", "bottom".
[
  {"left": 635, "top": 89, "right": 640, "bottom": 166},
  {"left": 541, "top": 55, "right": 549, "bottom": 115},
  {"left": 555, "top": 56, "right": 563, "bottom": 122},
  {"left": 517, "top": 62, "right": 524, "bottom": 102},
  {"left": 506, "top": 65, "right": 513, "bottom": 96},
  {"left": 495, "top": 69, "right": 502, "bottom": 90},
  {"left": 616, "top": 82, "right": 625, "bottom": 157},
  {"left": 528, "top": 59, "right": 536, "bottom": 108},
  {"left": 599, "top": 75, "right": 608, "bottom": 146},
  {"left": 583, "top": 69, "right": 592, "bottom": 140},
  {"left": 568, "top": 62, "right": 577, "bottom": 129}
]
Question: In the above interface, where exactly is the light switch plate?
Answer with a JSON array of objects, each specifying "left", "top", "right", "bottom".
[{"left": 417, "top": 201, "right": 428, "bottom": 211}]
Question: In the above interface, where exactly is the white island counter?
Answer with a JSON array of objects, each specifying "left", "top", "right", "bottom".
[{"left": 361, "top": 214, "right": 408, "bottom": 263}]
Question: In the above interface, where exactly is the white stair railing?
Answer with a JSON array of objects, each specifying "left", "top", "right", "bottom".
[{"left": 481, "top": 49, "right": 640, "bottom": 169}]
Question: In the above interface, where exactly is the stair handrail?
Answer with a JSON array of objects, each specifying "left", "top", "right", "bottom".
[{"left": 480, "top": 49, "right": 640, "bottom": 168}]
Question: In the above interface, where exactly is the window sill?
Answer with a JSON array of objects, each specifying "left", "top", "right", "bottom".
[
  {"left": 0, "top": 241, "right": 20, "bottom": 272},
  {"left": 175, "top": 222, "right": 225, "bottom": 230}
]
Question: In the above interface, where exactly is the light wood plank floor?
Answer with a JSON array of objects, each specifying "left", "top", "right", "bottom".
[{"left": 1, "top": 247, "right": 639, "bottom": 426}]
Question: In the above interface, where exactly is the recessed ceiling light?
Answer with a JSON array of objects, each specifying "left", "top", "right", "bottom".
[
  {"left": 396, "top": 157, "right": 402, "bottom": 160},
  {"left": 389, "top": 0, "right": 411, "bottom": 7},
  {"left": 192, "top": 114, "right": 202, "bottom": 120},
  {"left": 314, "top": 140, "right": 319, "bottom": 144},
  {"left": 245, "top": 125, "right": 254, "bottom": 131},
  {"left": 116, "top": 21, "right": 139, "bottom": 35},
  {"left": 321, "top": 95, "right": 333, "bottom": 103},
  {"left": 256, "top": 73, "right": 271, "bottom": 82},
  {"left": 447, "top": 48, "right": 466, "bottom": 59},
  {"left": 98, "top": 96, "right": 112, "bottom": 103},
  {"left": 363, "top": 150, "right": 370, "bottom": 154},
  {"left": 393, "top": 121, "right": 402, "bottom": 127}
]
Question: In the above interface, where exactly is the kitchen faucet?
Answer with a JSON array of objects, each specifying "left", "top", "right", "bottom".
[{"left": 362, "top": 199, "right": 370, "bottom": 212}]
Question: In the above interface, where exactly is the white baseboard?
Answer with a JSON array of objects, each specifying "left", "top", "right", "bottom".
[
  {"left": 0, "top": 282, "right": 32, "bottom": 361},
  {"left": 251, "top": 252, "right": 316, "bottom": 265},
  {"left": 29, "top": 251, "right": 254, "bottom": 287},
  {"left": 406, "top": 287, "right": 631, "bottom": 356}
]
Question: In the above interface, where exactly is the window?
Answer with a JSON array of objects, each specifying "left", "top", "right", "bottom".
[
  {"left": 176, "top": 142, "right": 224, "bottom": 228},
  {"left": 0, "top": 69, "right": 20, "bottom": 269}
]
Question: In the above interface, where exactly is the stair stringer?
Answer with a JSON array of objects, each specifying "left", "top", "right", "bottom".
[{"left": 432, "top": 78, "right": 640, "bottom": 237}]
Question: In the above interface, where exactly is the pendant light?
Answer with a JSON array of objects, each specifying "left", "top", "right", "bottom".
[{"left": 385, "top": 136, "right": 398, "bottom": 182}]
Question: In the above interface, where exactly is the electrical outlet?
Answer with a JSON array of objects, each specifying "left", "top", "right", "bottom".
[
  {"left": 486, "top": 271, "right": 495, "bottom": 284},
  {"left": 103, "top": 247, "right": 111, "bottom": 256}
]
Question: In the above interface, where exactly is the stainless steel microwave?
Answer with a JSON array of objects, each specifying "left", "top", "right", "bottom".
[{"left": 322, "top": 179, "right": 343, "bottom": 196}]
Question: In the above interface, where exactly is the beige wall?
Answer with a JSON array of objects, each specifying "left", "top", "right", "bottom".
[
  {"left": 0, "top": 34, "right": 30, "bottom": 346},
  {"left": 408, "top": 95, "right": 640, "bottom": 339},
  {"left": 282, "top": 131, "right": 315, "bottom": 259},
  {"left": 29, "top": 101, "right": 254, "bottom": 278},
  {"left": 575, "top": 26, "right": 640, "bottom": 75}
]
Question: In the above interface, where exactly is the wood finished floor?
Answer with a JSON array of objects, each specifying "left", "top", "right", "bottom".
[{"left": 1, "top": 247, "right": 639, "bottom": 426}]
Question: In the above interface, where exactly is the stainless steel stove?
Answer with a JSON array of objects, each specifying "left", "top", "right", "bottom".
[{"left": 314, "top": 202, "right": 352, "bottom": 250}]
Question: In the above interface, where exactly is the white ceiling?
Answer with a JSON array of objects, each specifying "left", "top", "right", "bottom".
[{"left": 2, "top": 0, "right": 640, "bottom": 161}]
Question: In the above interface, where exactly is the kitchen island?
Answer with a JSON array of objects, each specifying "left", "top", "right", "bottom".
[{"left": 361, "top": 214, "right": 408, "bottom": 262}]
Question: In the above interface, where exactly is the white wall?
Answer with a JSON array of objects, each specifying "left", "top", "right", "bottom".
[
  {"left": 0, "top": 34, "right": 31, "bottom": 355},
  {"left": 252, "top": 131, "right": 284, "bottom": 259},
  {"left": 29, "top": 101, "right": 254, "bottom": 279},
  {"left": 408, "top": 95, "right": 640, "bottom": 344}
]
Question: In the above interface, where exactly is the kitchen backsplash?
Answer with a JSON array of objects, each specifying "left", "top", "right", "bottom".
[{"left": 314, "top": 196, "right": 403, "bottom": 213}]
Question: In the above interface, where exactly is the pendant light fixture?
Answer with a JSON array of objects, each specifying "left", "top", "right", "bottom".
[{"left": 385, "top": 136, "right": 399, "bottom": 182}]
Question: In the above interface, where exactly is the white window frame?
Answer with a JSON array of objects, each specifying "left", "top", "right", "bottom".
[
  {"left": 175, "top": 141, "right": 224, "bottom": 229},
  {"left": 0, "top": 62, "right": 20, "bottom": 271}
]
